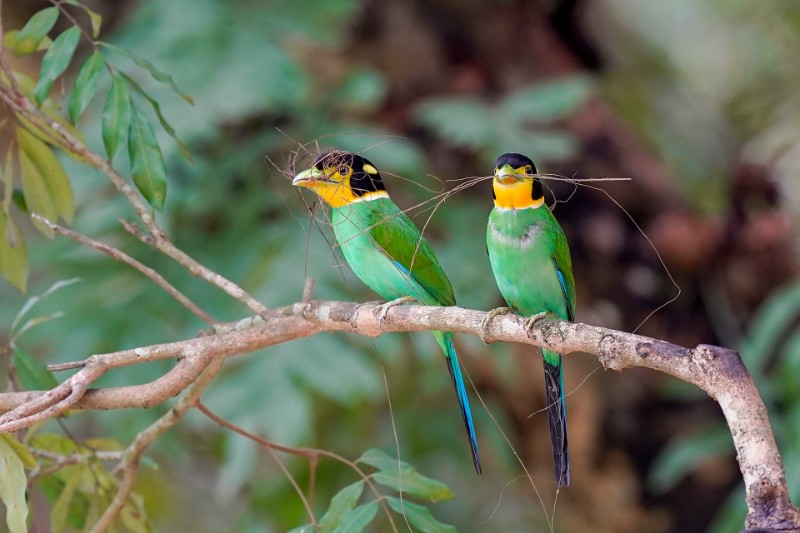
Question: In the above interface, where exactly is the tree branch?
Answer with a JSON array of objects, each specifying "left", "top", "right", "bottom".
[
  {"left": 90, "top": 356, "right": 224, "bottom": 532},
  {"left": 0, "top": 300, "right": 796, "bottom": 530}
]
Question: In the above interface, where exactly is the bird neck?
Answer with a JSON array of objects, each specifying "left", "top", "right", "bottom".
[
  {"left": 313, "top": 184, "right": 388, "bottom": 208},
  {"left": 492, "top": 180, "right": 545, "bottom": 210}
]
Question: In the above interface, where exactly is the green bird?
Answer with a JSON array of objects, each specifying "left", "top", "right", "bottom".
[
  {"left": 485, "top": 152, "right": 575, "bottom": 487},
  {"left": 293, "top": 150, "right": 481, "bottom": 473}
]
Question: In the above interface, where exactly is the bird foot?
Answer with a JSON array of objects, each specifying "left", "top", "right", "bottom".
[
  {"left": 523, "top": 312, "right": 550, "bottom": 338},
  {"left": 479, "top": 306, "right": 515, "bottom": 344},
  {"left": 374, "top": 296, "right": 416, "bottom": 326}
]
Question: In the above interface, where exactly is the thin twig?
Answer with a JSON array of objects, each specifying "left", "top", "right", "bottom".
[
  {"left": 30, "top": 448, "right": 123, "bottom": 463},
  {"left": 28, "top": 448, "right": 124, "bottom": 482},
  {"left": 32, "top": 214, "right": 216, "bottom": 325},
  {"left": 197, "top": 402, "right": 318, "bottom": 528},
  {"left": 90, "top": 356, "right": 224, "bottom": 532},
  {"left": 198, "top": 402, "right": 399, "bottom": 533},
  {"left": 302, "top": 277, "right": 315, "bottom": 303}
]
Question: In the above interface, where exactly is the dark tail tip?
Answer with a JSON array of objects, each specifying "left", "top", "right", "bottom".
[
  {"left": 471, "top": 441, "right": 482, "bottom": 475},
  {"left": 543, "top": 359, "right": 570, "bottom": 487}
]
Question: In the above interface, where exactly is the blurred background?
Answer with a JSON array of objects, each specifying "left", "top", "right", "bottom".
[{"left": 2, "top": 0, "right": 799, "bottom": 531}]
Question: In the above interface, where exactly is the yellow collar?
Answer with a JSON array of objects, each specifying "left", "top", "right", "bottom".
[{"left": 308, "top": 182, "right": 388, "bottom": 208}]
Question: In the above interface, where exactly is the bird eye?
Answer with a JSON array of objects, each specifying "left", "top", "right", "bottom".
[
  {"left": 337, "top": 165, "right": 350, "bottom": 176},
  {"left": 524, "top": 165, "right": 533, "bottom": 175}
]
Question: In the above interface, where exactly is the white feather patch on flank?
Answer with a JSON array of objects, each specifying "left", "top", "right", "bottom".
[{"left": 488, "top": 222, "right": 541, "bottom": 248}]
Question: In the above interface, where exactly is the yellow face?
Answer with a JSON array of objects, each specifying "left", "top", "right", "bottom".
[
  {"left": 292, "top": 153, "right": 386, "bottom": 208},
  {"left": 492, "top": 163, "right": 544, "bottom": 210}
]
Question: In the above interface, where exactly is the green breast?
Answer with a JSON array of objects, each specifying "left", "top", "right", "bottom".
[{"left": 486, "top": 206, "right": 574, "bottom": 320}]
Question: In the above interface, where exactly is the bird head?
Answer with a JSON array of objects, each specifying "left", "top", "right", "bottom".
[
  {"left": 492, "top": 152, "right": 544, "bottom": 209},
  {"left": 292, "top": 151, "right": 387, "bottom": 207}
]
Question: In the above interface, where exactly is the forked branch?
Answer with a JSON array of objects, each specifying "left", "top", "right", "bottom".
[{"left": 0, "top": 300, "right": 796, "bottom": 531}]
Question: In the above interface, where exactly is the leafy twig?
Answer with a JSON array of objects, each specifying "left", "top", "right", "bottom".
[{"left": 0, "top": 79, "right": 269, "bottom": 317}]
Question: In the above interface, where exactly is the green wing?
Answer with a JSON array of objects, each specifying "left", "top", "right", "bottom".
[
  {"left": 551, "top": 224, "right": 576, "bottom": 321},
  {"left": 366, "top": 203, "right": 456, "bottom": 306}
]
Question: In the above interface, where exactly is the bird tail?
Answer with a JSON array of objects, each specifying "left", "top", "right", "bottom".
[
  {"left": 435, "top": 331, "right": 482, "bottom": 474},
  {"left": 542, "top": 349, "right": 569, "bottom": 487}
]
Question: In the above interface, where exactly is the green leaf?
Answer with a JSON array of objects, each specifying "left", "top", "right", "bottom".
[
  {"left": 68, "top": 50, "right": 105, "bottom": 124},
  {"left": 119, "top": 491, "right": 149, "bottom": 533},
  {"left": 18, "top": 138, "right": 57, "bottom": 238},
  {"left": 648, "top": 425, "right": 732, "bottom": 493},
  {"left": 742, "top": 279, "right": 800, "bottom": 375},
  {"left": 489, "top": 129, "right": 578, "bottom": 164},
  {"left": 501, "top": 76, "right": 593, "bottom": 122},
  {"left": 84, "top": 438, "right": 125, "bottom": 452},
  {"left": 30, "top": 434, "right": 79, "bottom": 456},
  {"left": 371, "top": 470, "right": 454, "bottom": 503},
  {"left": 287, "top": 526, "right": 313, "bottom": 533},
  {"left": 0, "top": 208, "right": 28, "bottom": 292},
  {"left": 0, "top": 434, "right": 37, "bottom": 470},
  {"left": 358, "top": 449, "right": 454, "bottom": 502},
  {"left": 708, "top": 485, "right": 747, "bottom": 533},
  {"left": 102, "top": 76, "right": 132, "bottom": 160},
  {"left": 2, "top": 30, "right": 18, "bottom": 49},
  {"left": 51, "top": 466, "right": 83, "bottom": 533},
  {"left": 1, "top": 70, "right": 89, "bottom": 163},
  {"left": 118, "top": 72, "right": 193, "bottom": 162},
  {"left": 414, "top": 97, "right": 493, "bottom": 148},
  {"left": 11, "top": 277, "right": 81, "bottom": 336},
  {"left": 330, "top": 67, "right": 387, "bottom": 112},
  {"left": 331, "top": 501, "right": 378, "bottom": 533},
  {"left": 128, "top": 101, "right": 167, "bottom": 209},
  {"left": 2, "top": 148, "right": 12, "bottom": 214},
  {"left": 386, "top": 497, "right": 457, "bottom": 533},
  {"left": 38, "top": 476, "right": 88, "bottom": 530},
  {"left": 13, "top": 347, "right": 59, "bottom": 391},
  {"left": 34, "top": 26, "right": 81, "bottom": 106},
  {"left": 17, "top": 127, "right": 74, "bottom": 224},
  {"left": 319, "top": 481, "right": 364, "bottom": 532},
  {"left": 11, "top": 190, "right": 26, "bottom": 213},
  {"left": 5, "top": 30, "right": 53, "bottom": 54},
  {"left": 65, "top": 0, "right": 103, "bottom": 38},
  {"left": 0, "top": 436, "right": 29, "bottom": 533},
  {"left": 100, "top": 42, "right": 194, "bottom": 104},
  {"left": 358, "top": 448, "right": 405, "bottom": 472},
  {"left": 14, "top": 6, "right": 59, "bottom": 55}
]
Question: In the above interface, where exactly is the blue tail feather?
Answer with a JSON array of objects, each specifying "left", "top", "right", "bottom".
[{"left": 440, "top": 333, "right": 482, "bottom": 474}]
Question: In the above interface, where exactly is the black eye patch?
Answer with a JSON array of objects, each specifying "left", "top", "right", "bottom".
[{"left": 350, "top": 169, "right": 386, "bottom": 196}]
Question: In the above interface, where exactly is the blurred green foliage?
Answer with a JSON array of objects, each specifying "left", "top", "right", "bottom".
[
  {"left": 3, "top": 0, "right": 798, "bottom": 531},
  {"left": 1, "top": 0, "right": 592, "bottom": 530},
  {"left": 415, "top": 76, "right": 592, "bottom": 166}
]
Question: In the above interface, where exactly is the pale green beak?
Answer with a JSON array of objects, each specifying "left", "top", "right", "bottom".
[
  {"left": 495, "top": 165, "right": 523, "bottom": 184},
  {"left": 292, "top": 167, "right": 326, "bottom": 186}
]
